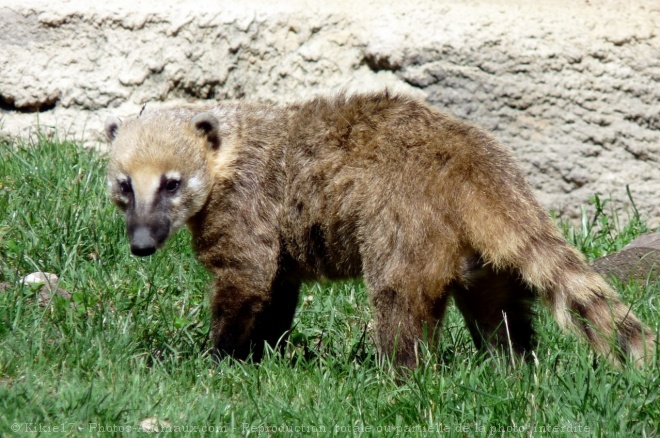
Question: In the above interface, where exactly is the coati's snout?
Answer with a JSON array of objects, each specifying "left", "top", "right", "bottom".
[
  {"left": 130, "top": 227, "right": 157, "bottom": 256},
  {"left": 126, "top": 217, "right": 170, "bottom": 257}
]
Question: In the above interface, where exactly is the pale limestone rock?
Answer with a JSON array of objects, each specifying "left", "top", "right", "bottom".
[
  {"left": 0, "top": 0, "right": 659, "bottom": 224},
  {"left": 21, "top": 272, "right": 59, "bottom": 287}
]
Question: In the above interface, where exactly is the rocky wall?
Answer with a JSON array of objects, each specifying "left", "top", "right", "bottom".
[{"left": 1, "top": 0, "right": 658, "bottom": 224}]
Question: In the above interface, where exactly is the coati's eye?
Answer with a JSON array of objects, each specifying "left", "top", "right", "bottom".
[
  {"left": 119, "top": 180, "right": 132, "bottom": 194},
  {"left": 165, "top": 179, "right": 180, "bottom": 193}
]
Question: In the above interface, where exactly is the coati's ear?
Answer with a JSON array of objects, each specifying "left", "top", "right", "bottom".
[
  {"left": 105, "top": 116, "right": 122, "bottom": 142},
  {"left": 191, "top": 112, "right": 221, "bottom": 150}
]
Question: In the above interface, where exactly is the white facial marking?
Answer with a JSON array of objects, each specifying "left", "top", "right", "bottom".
[
  {"left": 188, "top": 174, "right": 203, "bottom": 192},
  {"left": 165, "top": 170, "right": 182, "bottom": 181}
]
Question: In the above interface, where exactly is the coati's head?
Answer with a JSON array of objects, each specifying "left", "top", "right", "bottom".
[{"left": 105, "top": 111, "right": 221, "bottom": 256}]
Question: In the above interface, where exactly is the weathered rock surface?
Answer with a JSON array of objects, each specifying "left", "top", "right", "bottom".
[{"left": 1, "top": 0, "right": 659, "bottom": 224}]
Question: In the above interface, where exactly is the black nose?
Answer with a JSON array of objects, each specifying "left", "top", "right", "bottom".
[{"left": 130, "top": 226, "right": 157, "bottom": 257}]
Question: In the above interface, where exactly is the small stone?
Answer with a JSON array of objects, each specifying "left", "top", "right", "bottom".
[
  {"left": 20, "top": 272, "right": 72, "bottom": 306},
  {"left": 139, "top": 418, "right": 171, "bottom": 433},
  {"left": 21, "top": 272, "right": 59, "bottom": 287}
]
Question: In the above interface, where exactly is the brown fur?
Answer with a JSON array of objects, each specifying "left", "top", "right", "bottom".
[{"left": 106, "top": 92, "right": 656, "bottom": 368}]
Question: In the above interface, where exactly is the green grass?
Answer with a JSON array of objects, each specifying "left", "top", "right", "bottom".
[{"left": 0, "top": 137, "right": 658, "bottom": 436}]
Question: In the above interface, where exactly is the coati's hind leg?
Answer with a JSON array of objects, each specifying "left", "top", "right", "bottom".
[
  {"left": 452, "top": 260, "right": 537, "bottom": 359},
  {"left": 359, "top": 193, "right": 464, "bottom": 369},
  {"left": 369, "top": 283, "right": 450, "bottom": 369},
  {"left": 363, "top": 247, "right": 455, "bottom": 369}
]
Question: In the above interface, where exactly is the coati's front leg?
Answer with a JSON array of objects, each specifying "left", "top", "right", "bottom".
[
  {"left": 255, "top": 274, "right": 302, "bottom": 355},
  {"left": 210, "top": 269, "right": 301, "bottom": 362}
]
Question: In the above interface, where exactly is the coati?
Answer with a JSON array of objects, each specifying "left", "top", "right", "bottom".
[{"left": 105, "top": 92, "right": 655, "bottom": 368}]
